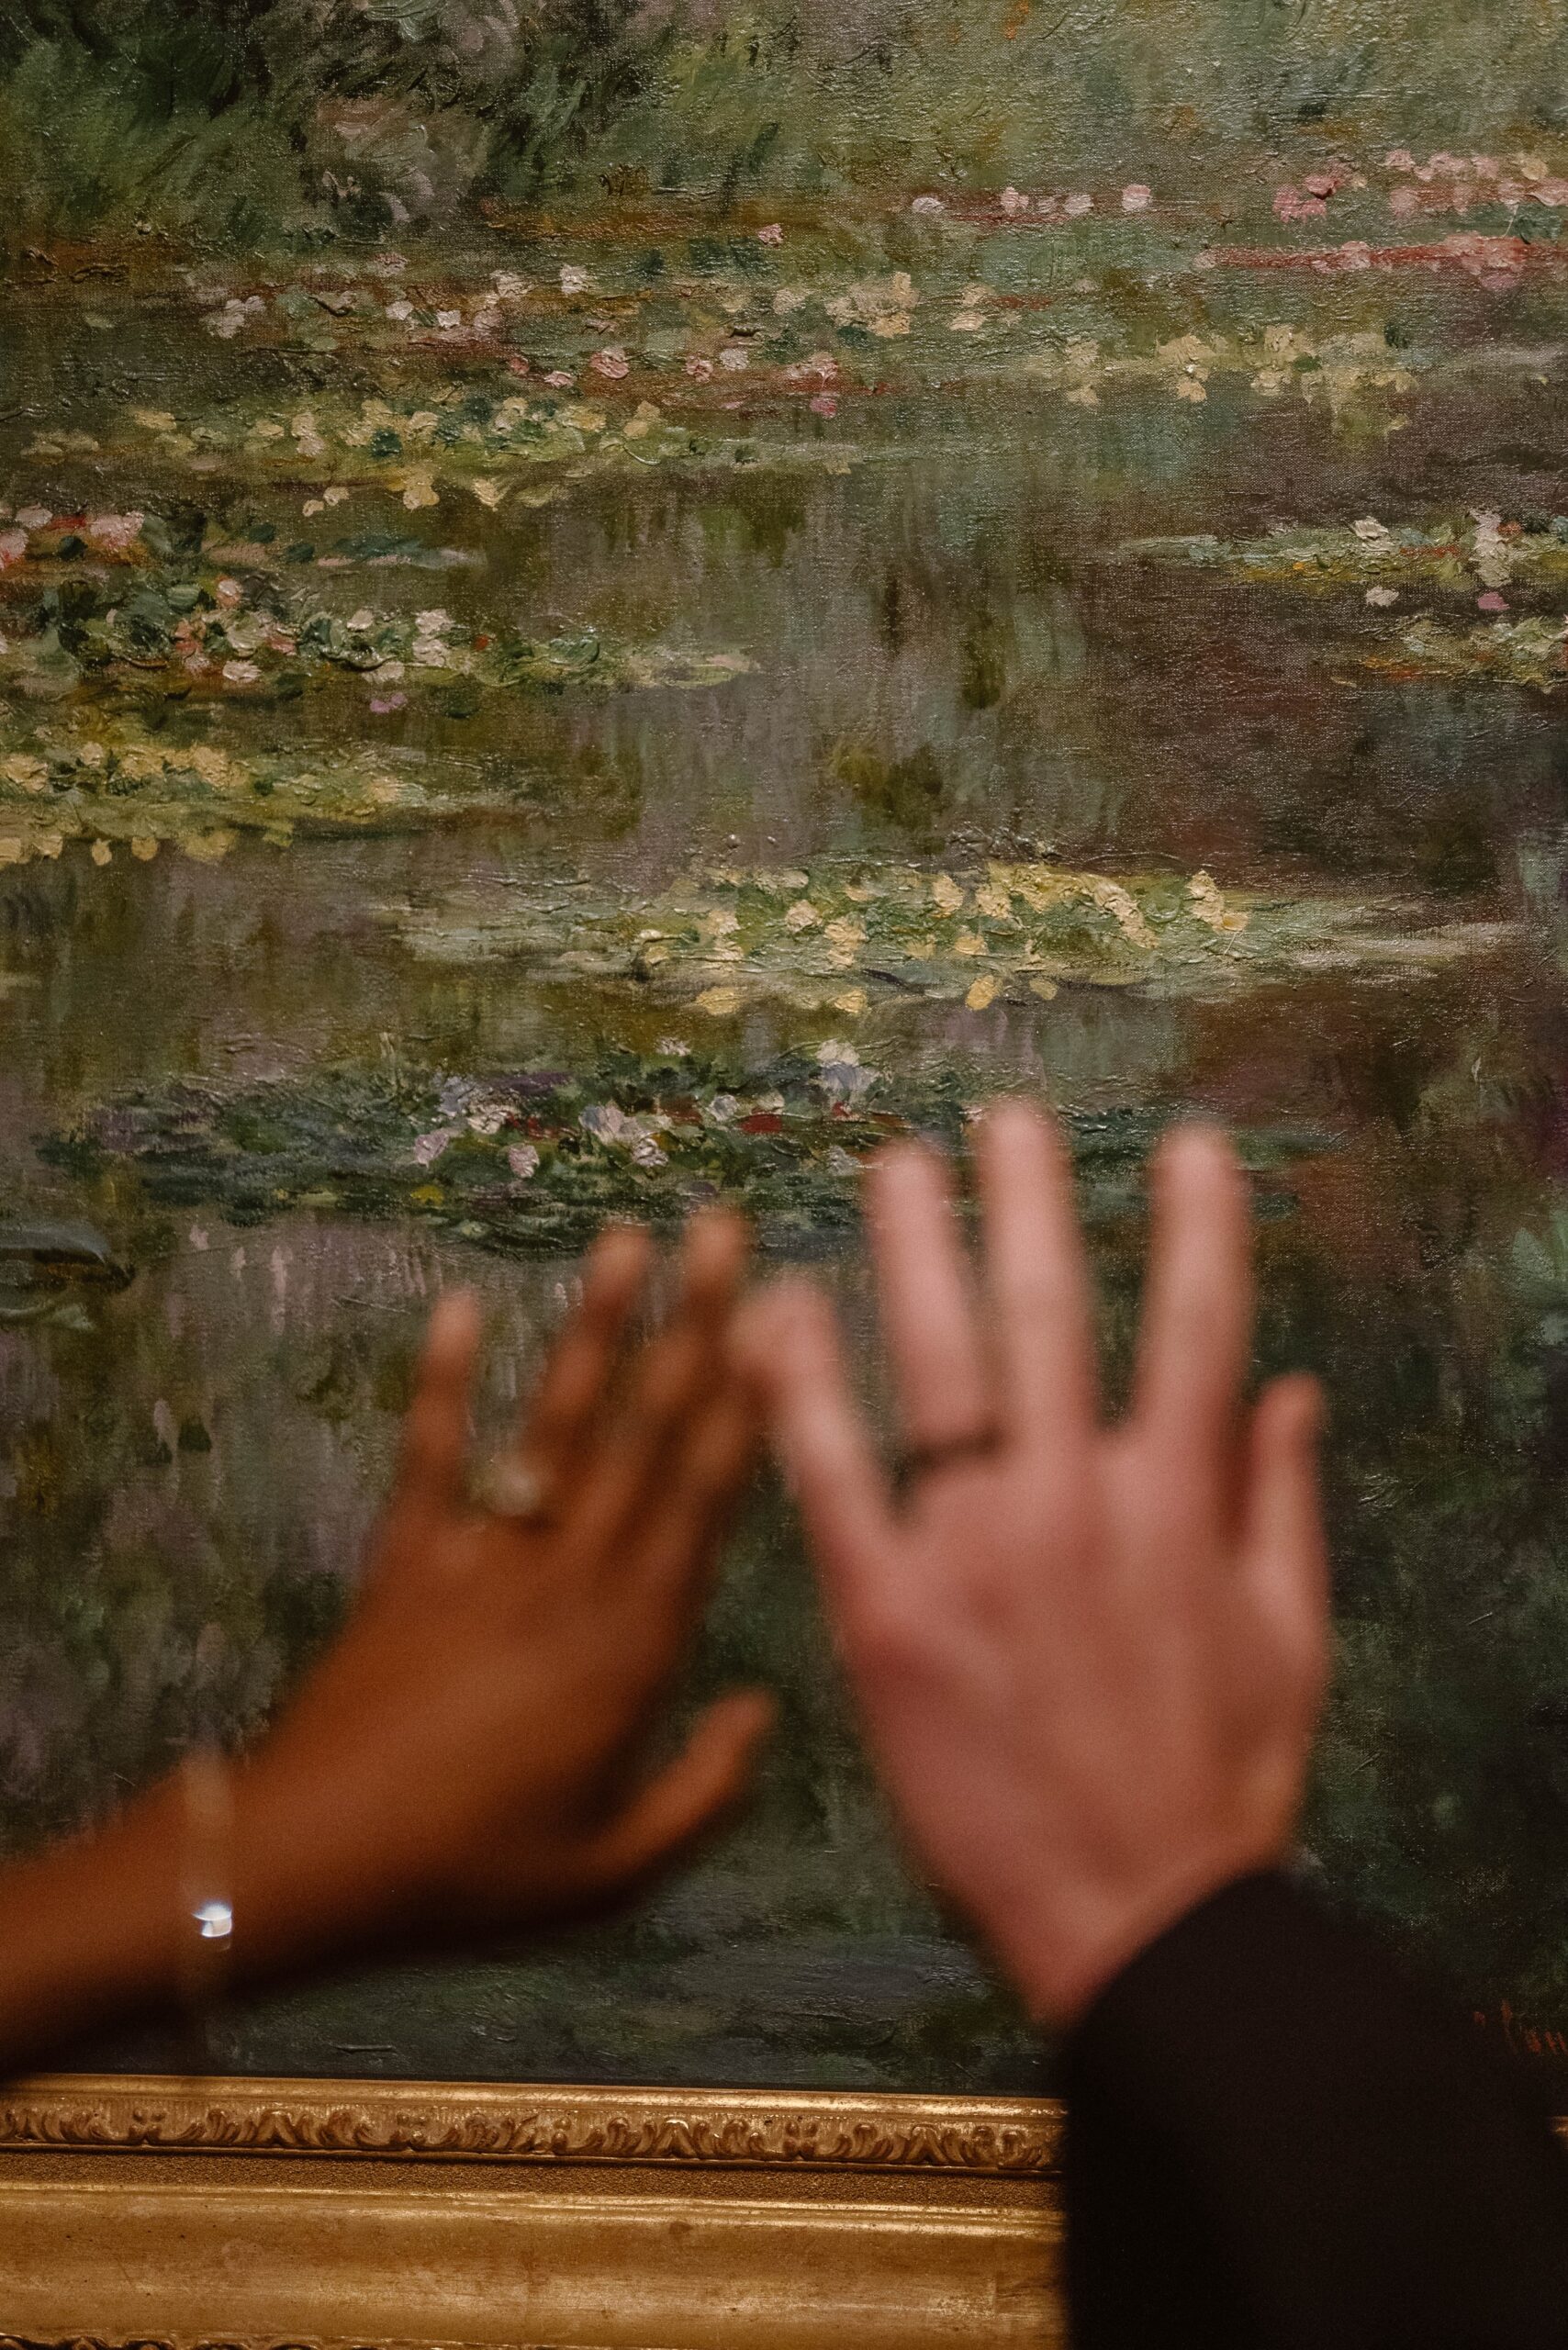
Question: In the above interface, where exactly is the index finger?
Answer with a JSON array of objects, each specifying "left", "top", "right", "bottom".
[{"left": 734, "top": 1279, "right": 898, "bottom": 1623}]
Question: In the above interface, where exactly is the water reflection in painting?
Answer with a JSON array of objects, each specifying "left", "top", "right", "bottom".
[{"left": 5, "top": 4, "right": 1568, "bottom": 2085}]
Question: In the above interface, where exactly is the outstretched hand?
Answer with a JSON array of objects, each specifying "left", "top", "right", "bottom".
[
  {"left": 232, "top": 1207, "right": 773, "bottom": 1979},
  {"left": 0, "top": 1209, "right": 771, "bottom": 2075},
  {"left": 740, "top": 1104, "right": 1327, "bottom": 2029}
]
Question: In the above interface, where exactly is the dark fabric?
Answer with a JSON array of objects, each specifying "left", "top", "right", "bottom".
[{"left": 1062, "top": 1871, "right": 1568, "bottom": 2349}]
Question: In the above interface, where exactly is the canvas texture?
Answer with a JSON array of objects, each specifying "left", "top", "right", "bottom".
[{"left": 2, "top": 0, "right": 1568, "bottom": 2089}]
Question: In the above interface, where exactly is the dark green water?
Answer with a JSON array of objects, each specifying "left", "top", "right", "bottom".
[{"left": 4, "top": 271, "right": 1568, "bottom": 2087}]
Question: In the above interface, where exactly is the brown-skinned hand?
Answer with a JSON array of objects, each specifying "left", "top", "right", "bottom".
[
  {"left": 233, "top": 1206, "right": 774, "bottom": 1975},
  {"left": 0, "top": 1208, "right": 771, "bottom": 2072}
]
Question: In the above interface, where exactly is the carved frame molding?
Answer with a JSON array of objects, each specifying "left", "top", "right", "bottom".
[
  {"left": 0, "top": 2074, "right": 1063, "bottom": 2176},
  {"left": 0, "top": 2077, "right": 1066, "bottom": 2350}
]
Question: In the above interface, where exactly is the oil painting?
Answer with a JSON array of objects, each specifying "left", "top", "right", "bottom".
[{"left": 5, "top": 0, "right": 1568, "bottom": 2090}]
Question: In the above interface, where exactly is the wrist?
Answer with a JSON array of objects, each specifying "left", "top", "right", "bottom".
[
  {"left": 999, "top": 1836, "right": 1291, "bottom": 2031},
  {"left": 224, "top": 1748, "right": 402, "bottom": 1985},
  {"left": 0, "top": 1749, "right": 392, "bottom": 2079},
  {"left": 0, "top": 1777, "right": 186, "bottom": 2074}
]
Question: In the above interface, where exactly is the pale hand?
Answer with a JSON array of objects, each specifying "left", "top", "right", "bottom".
[{"left": 740, "top": 1106, "right": 1327, "bottom": 2030}]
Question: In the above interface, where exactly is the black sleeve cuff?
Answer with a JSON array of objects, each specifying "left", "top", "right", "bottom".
[{"left": 1061, "top": 1870, "right": 1568, "bottom": 2350}]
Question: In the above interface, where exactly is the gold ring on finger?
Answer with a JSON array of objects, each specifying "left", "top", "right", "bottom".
[{"left": 473, "top": 1450, "right": 557, "bottom": 1526}]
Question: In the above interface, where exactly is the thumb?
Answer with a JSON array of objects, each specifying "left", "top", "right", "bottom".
[{"left": 577, "top": 1689, "right": 776, "bottom": 1896}]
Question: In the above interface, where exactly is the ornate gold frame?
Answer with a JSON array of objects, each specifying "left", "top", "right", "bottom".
[{"left": 0, "top": 2076, "right": 1064, "bottom": 2347}]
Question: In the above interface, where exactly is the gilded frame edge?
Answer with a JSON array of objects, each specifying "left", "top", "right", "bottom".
[
  {"left": 0, "top": 2076, "right": 1068, "bottom": 2350},
  {"left": 0, "top": 2072, "right": 1064, "bottom": 2173}
]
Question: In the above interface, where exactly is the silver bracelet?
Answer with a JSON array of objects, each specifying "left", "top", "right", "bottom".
[{"left": 178, "top": 1748, "right": 234, "bottom": 2065}]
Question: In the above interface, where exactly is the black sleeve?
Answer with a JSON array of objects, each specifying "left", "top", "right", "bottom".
[{"left": 1061, "top": 1870, "right": 1568, "bottom": 2350}]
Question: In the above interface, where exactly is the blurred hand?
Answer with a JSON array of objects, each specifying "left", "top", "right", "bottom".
[
  {"left": 232, "top": 1209, "right": 772, "bottom": 1978},
  {"left": 739, "top": 1105, "right": 1327, "bottom": 2030}
]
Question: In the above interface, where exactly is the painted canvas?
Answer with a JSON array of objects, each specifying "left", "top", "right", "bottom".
[{"left": 5, "top": 1, "right": 1568, "bottom": 2091}]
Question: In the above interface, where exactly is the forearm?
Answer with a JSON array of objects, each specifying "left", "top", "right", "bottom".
[
  {"left": 0, "top": 1748, "right": 399, "bottom": 2080},
  {"left": 0, "top": 1777, "right": 186, "bottom": 2077},
  {"left": 1063, "top": 1872, "right": 1568, "bottom": 2350}
]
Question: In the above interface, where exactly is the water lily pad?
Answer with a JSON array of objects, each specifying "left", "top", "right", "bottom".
[
  {"left": 0, "top": 565, "right": 750, "bottom": 708},
  {"left": 47, "top": 1051, "right": 1334, "bottom": 1257},
  {"left": 392, "top": 856, "right": 1502, "bottom": 1009}
]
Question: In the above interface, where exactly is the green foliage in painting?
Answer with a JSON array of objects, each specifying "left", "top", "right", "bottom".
[
  {"left": 6, "top": 0, "right": 1568, "bottom": 2095},
  {"left": 7, "top": 0, "right": 1568, "bottom": 244},
  {"left": 42, "top": 1047, "right": 1328, "bottom": 1252}
]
